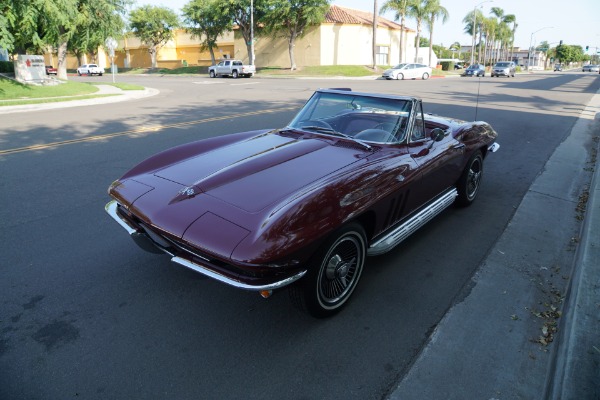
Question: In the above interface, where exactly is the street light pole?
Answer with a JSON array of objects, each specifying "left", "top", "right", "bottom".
[
  {"left": 470, "top": 0, "right": 492, "bottom": 65},
  {"left": 527, "top": 26, "right": 553, "bottom": 71}
]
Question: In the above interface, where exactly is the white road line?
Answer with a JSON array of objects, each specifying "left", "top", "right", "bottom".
[{"left": 230, "top": 82, "right": 261, "bottom": 86}]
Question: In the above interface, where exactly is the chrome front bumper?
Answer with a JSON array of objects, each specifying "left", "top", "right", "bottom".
[{"left": 105, "top": 200, "right": 306, "bottom": 291}]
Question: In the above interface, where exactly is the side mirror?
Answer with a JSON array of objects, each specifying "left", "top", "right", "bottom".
[{"left": 430, "top": 128, "right": 445, "bottom": 142}]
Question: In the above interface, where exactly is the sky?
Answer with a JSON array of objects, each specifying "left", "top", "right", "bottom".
[{"left": 134, "top": 0, "right": 600, "bottom": 52}]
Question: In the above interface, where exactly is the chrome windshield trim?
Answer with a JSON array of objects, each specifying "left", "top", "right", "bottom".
[{"left": 171, "top": 256, "right": 307, "bottom": 291}]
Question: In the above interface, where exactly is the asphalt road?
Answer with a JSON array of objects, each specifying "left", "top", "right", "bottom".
[{"left": 1, "top": 71, "right": 599, "bottom": 400}]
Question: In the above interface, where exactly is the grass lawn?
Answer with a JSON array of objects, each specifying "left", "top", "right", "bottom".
[
  {"left": 0, "top": 77, "right": 144, "bottom": 106},
  {"left": 0, "top": 78, "right": 99, "bottom": 100}
]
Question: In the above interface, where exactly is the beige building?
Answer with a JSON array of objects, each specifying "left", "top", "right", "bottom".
[{"left": 49, "top": 6, "right": 418, "bottom": 70}]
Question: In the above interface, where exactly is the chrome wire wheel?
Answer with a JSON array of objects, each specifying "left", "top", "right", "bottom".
[
  {"left": 466, "top": 156, "right": 482, "bottom": 200},
  {"left": 456, "top": 151, "right": 483, "bottom": 207},
  {"left": 289, "top": 223, "right": 366, "bottom": 318},
  {"left": 318, "top": 234, "right": 363, "bottom": 307}
]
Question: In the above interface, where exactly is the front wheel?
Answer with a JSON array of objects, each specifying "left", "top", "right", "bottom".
[
  {"left": 209, "top": 70, "right": 216, "bottom": 78},
  {"left": 289, "top": 223, "right": 367, "bottom": 318},
  {"left": 232, "top": 70, "right": 239, "bottom": 79},
  {"left": 398, "top": 73, "right": 404, "bottom": 80},
  {"left": 456, "top": 151, "right": 483, "bottom": 207}
]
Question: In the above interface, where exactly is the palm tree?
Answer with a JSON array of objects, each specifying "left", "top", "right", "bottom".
[
  {"left": 380, "top": 0, "right": 413, "bottom": 63},
  {"left": 450, "top": 41, "right": 461, "bottom": 59},
  {"left": 407, "top": 0, "right": 429, "bottom": 63},
  {"left": 503, "top": 14, "right": 516, "bottom": 61},
  {"left": 463, "top": 8, "right": 485, "bottom": 64},
  {"left": 425, "top": 0, "right": 449, "bottom": 67},
  {"left": 373, "top": 0, "right": 378, "bottom": 69}
]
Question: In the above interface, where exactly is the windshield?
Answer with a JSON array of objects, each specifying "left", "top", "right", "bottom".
[
  {"left": 495, "top": 62, "right": 511, "bottom": 67},
  {"left": 467, "top": 65, "right": 479, "bottom": 70},
  {"left": 392, "top": 63, "right": 408, "bottom": 69},
  {"left": 288, "top": 91, "right": 413, "bottom": 144}
]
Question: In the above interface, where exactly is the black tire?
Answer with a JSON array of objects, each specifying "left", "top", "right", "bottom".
[
  {"left": 77, "top": 71, "right": 81, "bottom": 76},
  {"left": 456, "top": 151, "right": 483, "bottom": 207},
  {"left": 422, "top": 72, "right": 430, "bottom": 80},
  {"left": 209, "top": 70, "right": 215, "bottom": 78},
  {"left": 232, "top": 70, "right": 239, "bottom": 79},
  {"left": 289, "top": 223, "right": 367, "bottom": 318},
  {"left": 99, "top": 73, "right": 103, "bottom": 76},
  {"left": 398, "top": 73, "right": 404, "bottom": 80}
]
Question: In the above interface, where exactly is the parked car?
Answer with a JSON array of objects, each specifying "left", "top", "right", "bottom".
[
  {"left": 208, "top": 60, "right": 255, "bottom": 78},
  {"left": 454, "top": 63, "right": 464, "bottom": 70},
  {"left": 491, "top": 61, "right": 516, "bottom": 77},
  {"left": 77, "top": 64, "right": 104, "bottom": 76},
  {"left": 582, "top": 64, "right": 599, "bottom": 72},
  {"left": 382, "top": 63, "right": 432, "bottom": 80},
  {"left": 45, "top": 65, "right": 57, "bottom": 75},
  {"left": 554, "top": 64, "right": 563, "bottom": 71},
  {"left": 105, "top": 89, "right": 500, "bottom": 317},
  {"left": 461, "top": 64, "right": 486, "bottom": 77}
]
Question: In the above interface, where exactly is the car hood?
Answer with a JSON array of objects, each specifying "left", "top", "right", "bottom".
[{"left": 150, "top": 131, "right": 366, "bottom": 214}]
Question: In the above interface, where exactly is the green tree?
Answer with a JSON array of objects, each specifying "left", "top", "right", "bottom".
[
  {"left": 504, "top": 14, "right": 516, "bottom": 60},
  {"left": 380, "top": 0, "right": 414, "bottom": 64},
  {"left": 407, "top": 0, "right": 429, "bottom": 63},
  {"left": 263, "top": 0, "right": 329, "bottom": 70},
  {"left": 68, "top": 1, "right": 128, "bottom": 67},
  {"left": 1, "top": 0, "right": 129, "bottom": 80},
  {"left": 219, "top": 0, "right": 268, "bottom": 65},
  {"left": 129, "top": 5, "right": 179, "bottom": 69},
  {"left": 424, "top": 0, "right": 448, "bottom": 67},
  {"left": 463, "top": 8, "right": 484, "bottom": 63},
  {"left": 449, "top": 41, "right": 461, "bottom": 59},
  {"left": 182, "top": 0, "right": 232, "bottom": 65}
]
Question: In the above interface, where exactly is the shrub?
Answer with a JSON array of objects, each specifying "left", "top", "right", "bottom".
[{"left": 0, "top": 61, "right": 15, "bottom": 73}]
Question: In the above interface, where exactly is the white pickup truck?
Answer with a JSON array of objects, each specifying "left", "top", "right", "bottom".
[
  {"left": 208, "top": 60, "right": 255, "bottom": 78},
  {"left": 76, "top": 64, "right": 104, "bottom": 76}
]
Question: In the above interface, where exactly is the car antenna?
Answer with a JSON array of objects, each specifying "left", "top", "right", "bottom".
[{"left": 474, "top": 76, "right": 482, "bottom": 121}]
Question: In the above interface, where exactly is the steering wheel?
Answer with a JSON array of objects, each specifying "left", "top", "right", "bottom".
[
  {"left": 354, "top": 129, "right": 396, "bottom": 143},
  {"left": 301, "top": 120, "right": 333, "bottom": 130}
]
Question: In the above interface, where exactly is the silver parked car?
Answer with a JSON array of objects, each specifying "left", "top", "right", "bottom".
[
  {"left": 382, "top": 63, "right": 432, "bottom": 80},
  {"left": 491, "top": 61, "right": 516, "bottom": 77},
  {"left": 582, "top": 64, "right": 599, "bottom": 72}
]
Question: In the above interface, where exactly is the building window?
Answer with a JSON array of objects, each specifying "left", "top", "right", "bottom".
[{"left": 376, "top": 46, "right": 389, "bottom": 65}]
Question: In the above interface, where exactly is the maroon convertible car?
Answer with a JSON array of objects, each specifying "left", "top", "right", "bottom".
[{"left": 106, "top": 89, "right": 499, "bottom": 317}]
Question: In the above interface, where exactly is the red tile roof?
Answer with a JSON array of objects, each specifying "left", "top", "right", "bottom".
[{"left": 325, "top": 5, "right": 410, "bottom": 31}]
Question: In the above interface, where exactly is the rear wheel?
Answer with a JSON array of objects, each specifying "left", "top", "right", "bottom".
[
  {"left": 232, "top": 70, "right": 239, "bottom": 79},
  {"left": 398, "top": 73, "right": 404, "bottom": 80},
  {"left": 456, "top": 151, "right": 483, "bottom": 207},
  {"left": 422, "top": 72, "right": 430, "bottom": 80},
  {"left": 289, "top": 223, "right": 366, "bottom": 318}
]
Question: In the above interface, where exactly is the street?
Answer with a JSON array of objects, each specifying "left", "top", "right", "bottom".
[{"left": 1, "top": 72, "right": 599, "bottom": 399}]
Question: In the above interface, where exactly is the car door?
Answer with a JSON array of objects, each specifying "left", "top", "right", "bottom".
[
  {"left": 406, "top": 101, "right": 465, "bottom": 209},
  {"left": 216, "top": 61, "right": 226, "bottom": 74},
  {"left": 405, "top": 64, "right": 417, "bottom": 79}
]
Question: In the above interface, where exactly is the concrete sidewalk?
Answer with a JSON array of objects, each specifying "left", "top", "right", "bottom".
[
  {"left": 0, "top": 84, "right": 159, "bottom": 115},
  {"left": 389, "top": 91, "right": 600, "bottom": 399}
]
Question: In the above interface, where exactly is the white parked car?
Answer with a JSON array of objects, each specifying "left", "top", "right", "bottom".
[
  {"left": 582, "top": 64, "right": 599, "bottom": 72},
  {"left": 382, "top": 63, "right": 432, "bottom": 80},
  {"left": 77, "top": 64, "right": 104, "bottom": 76}
]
